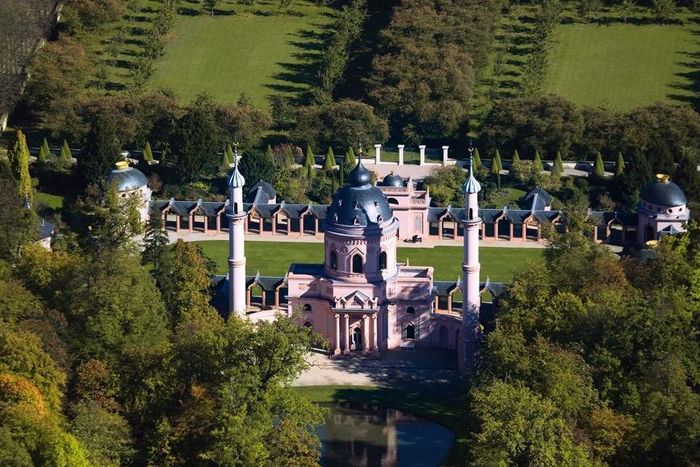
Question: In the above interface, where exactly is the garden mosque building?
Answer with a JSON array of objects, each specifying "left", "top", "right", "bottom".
[
  {"left": 106, "top": 153, "right": 690, "bottom": 367},
  {"left": 222, "top": 154, "right": 486, "bottom": 369}
]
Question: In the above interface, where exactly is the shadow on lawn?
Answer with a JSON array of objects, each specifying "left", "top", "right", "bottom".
[
  {"left": 668, "top": 24, "right": 700, "bottom": 111},
  {"left": 266, "top": 25, "right": 331, "bottom": 105}
]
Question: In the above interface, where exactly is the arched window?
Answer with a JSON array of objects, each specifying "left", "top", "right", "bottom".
[
  {"left": 233, "top": 202, "right": 239, "bottom": 214},
  {"left": 303, "top": 321, "right": 312, "bottom": 328},
  {"left": 469, "top": 208, "right": 473, "bottom": 220},
  {"left": 303, "top": 303, "right": 312, "bottom": 313},
  {"left": 406, "top": 306, "right": 415, "bottom": 314},
  {"left": 330, "top": 251, "right": 338, "bottom": 270},
  {"left": 352, "top": 254, "right": 363, "bottom": 273},
  {"left": 405, "top": 324, "right": 415, "bottom": 339},
  {"left": 378, "top": 251, "right": 387, "bottom": 271},
  {"left": 387, "top": 197, "right": 399, "bottom": 205}
]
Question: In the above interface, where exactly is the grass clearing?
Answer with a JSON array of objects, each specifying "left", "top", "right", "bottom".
[
  {"left": 149, "top": 0, "right": 332, "bottom": 107},
  {"left": 35, "top": 192, "right": 64, "bottom": 209},
  {"left": 295, "top": 385, "right": 468, "bottom": 464},
  {"left": 194, "top": 240, "right": 543, "bottom": 282},
  {"left": 545, "top": 20, "right": 698, "bottom": 110}
]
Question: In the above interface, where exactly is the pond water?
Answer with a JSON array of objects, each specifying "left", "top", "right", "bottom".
[{"left": 316, "top": 403, "right": 454, "bottom": 467}]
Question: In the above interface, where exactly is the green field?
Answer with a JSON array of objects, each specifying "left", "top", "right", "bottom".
[
  {"left": 194, "top": 240, "right": 543, "bottom": 282},
  {"left": 545, "top": 21, "right": 698, "bottom": 110},
  {"left": 35, "top": 192, "right": 64, "bottom": 209},
  {"left": 149, "top": 0, "right": 332, "bottom": 107}
]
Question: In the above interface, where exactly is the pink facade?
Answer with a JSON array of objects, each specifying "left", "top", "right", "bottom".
[{"left": 283, "top": 162, "right": 468, "bottom": 357}]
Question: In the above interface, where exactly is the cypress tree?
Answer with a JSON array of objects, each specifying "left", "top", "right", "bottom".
[
  {"left": 143, "top": 141, "right": 154, "bottom": 163},
  {"left": 615, "top": 151, "right": 625, "bottom": 176},
  {"left": 59, "top": 140, "right": 72, "bottom": 167},
  {"left": 553, "top": 151, "right": 564, "bottom": 174},
  {"left": 220, "top": 150, "right": 231, "bottom": 173},
  {"left": 323, "top": 147, "right": 336, "bottom": 171},
  {"left": 226, "top": 143, "right": 235, "bottom": 165},
  {"left": 38, "top": 137, "right": 51, "bottom": 165},
  {"left": 283, "top": 145, "right": 295, "bottom": 167},
  {"left": 533, "top": 150, "right": 543, "bottom": 172},
  {"left": 265, "top": 144, "right": 274, "bottom": 160},
  {"left": 10, "top": 130, "right": 32, "bottom": 201},
  {"left": 594, "top": 151, "right": 605, "bottom": 177},
  {"left": 345, "top": 147, "right": 356, "bottom": 168},
  {"left": 304, "top": 145, "right": 315, "bottom": 177},
  {"left": 473, "top": 147, "right": 482, "bottom": 169},
  {"left": 304, "top": 145, "right": 315, "bottom": 168},
  {"left": 492, "top": 150, "right": 502, "bottom": 188},
  {"left": 512, "top": 149, "right": 521, "bottom": 164}
]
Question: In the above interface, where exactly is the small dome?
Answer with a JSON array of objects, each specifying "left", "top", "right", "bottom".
[
  {"left": 382, "top": 172, "right": 404, "bottom": 187},
  {"left": 348, "top": 159, "right": 372, "bottom": 187},
  {"left": 107, "top": 161, "right": 147, "bottom": 192},
  {"left": 640, "top": 174, "right": 687, "bottom": 207}
]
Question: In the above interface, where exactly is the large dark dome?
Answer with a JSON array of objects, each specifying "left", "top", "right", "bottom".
[
  {"left": 640, "top": 174, "right": 687, "bottom": 207},
  {"left": 107, "top": 162, "right": 147, "bottom": 191},
  {"left": 327, "top": 160, "right": 393, "bottom": 226}
]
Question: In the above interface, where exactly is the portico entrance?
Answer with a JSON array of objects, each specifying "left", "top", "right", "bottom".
[{"left": 352, "top": 327, "right": 363, "bottom": 351}]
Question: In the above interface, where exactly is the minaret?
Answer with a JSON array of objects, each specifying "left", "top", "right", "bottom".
[
  {"left": 227, "top": 146, "right": 247, "bottom": 316},
  {"left": 460, "top": 146, "right": 482, "bottom": 371}
]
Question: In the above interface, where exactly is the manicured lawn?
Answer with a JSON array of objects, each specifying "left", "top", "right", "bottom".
[
  {"left": 294, "top": 385, "right": 468, "bottom": 464},
  {"left": 149, "top": 0, "right": 332, "bottom": 107},
  {"left": 35, "top": 192, "right": 64, "bottom": 209},
  {"left": 194, "top": 240, "right": 543, "bottom": 281},
  {"left": 545, "top": 20, "right": 698, "bottom": 110}
]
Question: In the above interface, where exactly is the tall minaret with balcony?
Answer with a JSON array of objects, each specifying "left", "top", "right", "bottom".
[
  {"left": 228, "top": 147, "right": 247, "bottom": 316},
  {"left": 460, "top": 147, "right": 482, "bottom": 371}
]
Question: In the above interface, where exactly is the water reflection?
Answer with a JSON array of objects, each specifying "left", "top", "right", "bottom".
[{"left": 316, "top": 403, "right": 453, "bottom": 467}]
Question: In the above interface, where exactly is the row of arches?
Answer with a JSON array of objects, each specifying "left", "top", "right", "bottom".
[{"left": 329, "top": 251, "right": 388, "bottom": 274}]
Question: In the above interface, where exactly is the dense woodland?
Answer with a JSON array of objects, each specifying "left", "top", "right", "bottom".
[{"left": 0, "top": 161, "right": 322, "bottom": 466}]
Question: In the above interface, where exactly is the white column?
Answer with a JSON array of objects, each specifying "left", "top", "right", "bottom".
[
  {"left": 442, "top": 145, "right": 449, "bottom": 166},
  {"left": 334, "top": 314, "right": 341, "bottom": 356},
  {"left": 461, "top": 192, "right": 482, "bottom": 371},
  {"left": 419, "top": 145, "right": 426, "bottom": 166},
  {"left": 374, "top": 144, "right": 382, "bottom": 165},
  {"left": 228, "top": 189, "right": 246, "bottom": 316},
  {"left": 363, "top": 315, "right": 370, "bottom": 354},
  {"left": 397, "top": 145, "right": 405, "bottom": 166},
  {"left": 372, "top": 314, "right": 378, "bottom": 352},
  {"left": 343, "top": 314, "right": 350, "bottom": 354}
]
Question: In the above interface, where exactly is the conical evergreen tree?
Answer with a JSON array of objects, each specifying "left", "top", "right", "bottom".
[
  {"left": 220, "top": 150, "right": 231, "bottom": 173},
  {"left": 594, "top": 151, "right": 605, "bottom": 177},
  {"left": 553, "top": 151, "right": 564, "bottom": 174},
  {"left": 283, "top": 145, "right": 295, "bottom": 167},
  {"left": 59, "top": 140, "right": 72, "bottom": 167},
  {"left": 533, "top": 150, "right": 543, "bottom": 172},
  {"left": 323, "top": 147, "right": 336, "bottom": 171},
  {"left": 345, "top": 147, "right": 356, "bottom": 168},
  {"left": 38, "top": 138, "right": 51, "bottom": 165},
  {"left": 226, "top": 143, "right": 235, "bottom": 165},
  {"left": 265, "top": 144, "right": 274, "bottom": 160},
  {"left": 551, "top": 158, "right": 563, "bottom": 178},
  {"left": 143, "top": 141, "right": 154, "bottom": 163},
  {"left": 491, "top": 150, "right": 502, "bottom": 174},
  {"left": 304, "top": 145, "right": 315, "bottom": 177},
  {"left": 615, "top": 151, "right": 625, "bottom": 176},
  {"left": 512, "top": 148, "right": 521, "bottom": 164},
  {"left": 492, "top": 150, "right": 502, "bottom": 188},
  {"left": 10, "top": 130, "right": 32, "bottom": 201},
  {"left": 473, "top": 147, "right": 482, "bottom": 169}
]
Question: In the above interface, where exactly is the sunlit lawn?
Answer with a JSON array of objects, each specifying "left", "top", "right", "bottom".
[{"left": 194, "top": 240, "right": 542, "bottom": 282}]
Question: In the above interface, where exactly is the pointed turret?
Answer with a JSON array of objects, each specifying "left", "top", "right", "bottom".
[
  {"left": 460, "top": 143, "right": 482, "bottom": 372},
  {"left": 228, "top": 144, "right": 247, "bottom": 316}
]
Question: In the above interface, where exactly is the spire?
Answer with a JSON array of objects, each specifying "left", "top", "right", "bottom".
[
  {"left": 228, "top": 144, "right": 245, "bottom": 188},
  {"left": 462, "top": 143, "right": 481, "bottom": 194}
]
